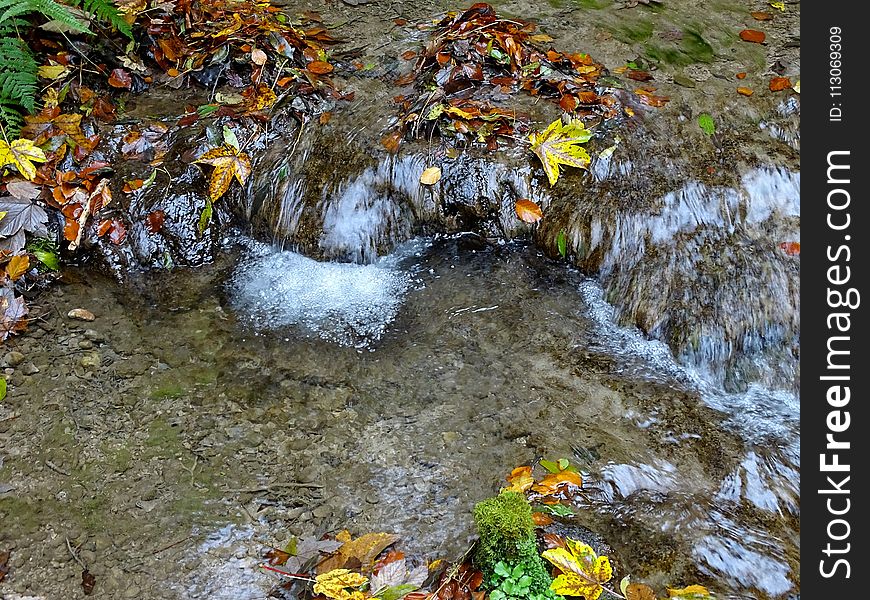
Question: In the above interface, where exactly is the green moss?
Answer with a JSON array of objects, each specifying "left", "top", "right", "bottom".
[
  {"left": 473, "top": 492, "right": 552, "bottom": 593},
  {"left": 613, "top": 20, "right": 654, "bottom": 44},
  {"left": 680, "top": 30, "right": 715, "bottom": 63},
  {"left": 575, "top": 0, "right": 610, "bottom": 9},
  {"left": 150, "top": 383, "right": 185, "bottom": 399}
]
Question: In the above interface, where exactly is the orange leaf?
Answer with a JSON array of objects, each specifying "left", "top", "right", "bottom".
[
  {"left": 739, "top": 29, "right": 766, "bottom": 43},
  {"left": 5, "top": 255, "right": 29, "bottom": 281},
  {"left": 309, "top": 61, "right": 334, "bottom": 74},
  {"left": 515, "top": 199, "right": 543, "bottom": 223},
  {"left": 769, "top": 77, "right": 792, "bottom": 91},
  {"left": 634, "top": 88, "right": 670, "bottom": 107},
  {"left": 320, "top": 112, "right": 333, "bottom": 125},
  {"left": 145, "top": 210, "right": 165, "bottom": 234},
  {"left": 504, "top": 466, "right": 534, "bottom": 493},
  {"left": 625, "top": 583, "right": 656, "bottom": 600},
  {"left": 97, "top": 219, "right": 113, "bottom": 237},
  {"left": 751, "top": 11, "right": 773, "bottom": 20},
  {"left": 532, "top": 512, "right": 554, "bottom": 526},
  {"left": 108, "top": 68, "right": 132, "bottom": 89},
  {"left": 737, "top": 87, "right": 753, "bottom": 96},
  {"left": 736, "top": 72, "right": 747, "bottom": 79},
  {"left": 559, "top": 94, "right": 578, "bottom": 112},
  {"left": 779, "top": 241, "right": 800, "bottom": 256},
  {"left": 64, "top": 219, "right": 80, "bottom": 241},
  {"left": 382, "top": 131, "right": 402, "bottom": 153},
  {"left": 401, "top": 50, "right": 417, "bottom": 60},
  {"left": 317, "top": 533, "right": 400, "bottom": 573},
  {"left": 123, "top": 179, "right": 144, "bottom": 193}
]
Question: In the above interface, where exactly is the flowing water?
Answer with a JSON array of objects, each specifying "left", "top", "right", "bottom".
[{"left": 1, "top": 1, "right": 800, "bottom": 598}]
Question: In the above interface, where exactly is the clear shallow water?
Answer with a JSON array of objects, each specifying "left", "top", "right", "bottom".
[{"left": 225, "top": 236, "right": 799, "bottom": 599}]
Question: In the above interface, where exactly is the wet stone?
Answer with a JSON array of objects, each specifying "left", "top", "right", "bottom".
[
  {"left": 84, "top": 329, "right": 105, "bottom": 342},
  {"left": 78, "top": 339, "right": 95, "bottom": 350},
  {"left": 3, "top": 351, "right": 25, "bottom": 367},
  {"left": 79, "top": 353, "right": 101, "bottom": 369},
  {"left": 21, "top": 363, "right": 40, "bottom": 376}
]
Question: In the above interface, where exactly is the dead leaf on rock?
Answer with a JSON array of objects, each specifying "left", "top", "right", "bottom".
[
  {"left": 317, "top": 532, "right": 400, "bottom": 573},
  {"left": 769, "top": 76, "right": 792, "bottom": 91},
  {"left": 420, "top": 167, "right": 442, "bottom": 185},
  {"left": 739, "top": 29, "right": 766, "bottom": 43},
  {"left": 515, "top": 199, "right": 543, "bottom": 223}
]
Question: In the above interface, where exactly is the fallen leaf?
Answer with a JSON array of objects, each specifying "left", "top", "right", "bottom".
[
  {"left": 634, "top": 88, "right": 669, "bottom": 107},
  {"left": 751, "top": 11, "right": 773, "bottom": 20},
  {"left": 420, "top": 167, "right": 442, "bottom": 185},
  {"left": 528, "top": 119, "right": 592, "bottom": 186},
  {"left": 309, "top": 61, "right": 335, "bottom": 74},
  {"left": 194, "top": 145, "right": 253, "bottom": 202},
  {"left": 532, "top": 512, "right": 554, "bottom": 526},
  {"left": 769, "top": 1, "right": 786, "bottom": 11},
  {"left": 739, "top": 30, "right": 766, "bottom": 44},
  {"left": 145, "top": 210, "right": 166, "bottom": 234},
  {"left": 792, "top": 79, "right": 800, "bottom": 94},
  {"left": 625, "top": 583, "right": 656, "bottom": 600},
  {"left": 318, "top": 533, "right": 400, "bottom": 573},
  {"left": 371, "top": 557, "right": 428, "bottom": 596},
  {"left": 320, "top": 112, "right": 333, "bottom": 125},
  {"left": 81, "top": 569, "right": 96, "bottom": 595},
  {"left": 736, "top": 72, "right": 746, "bottom": 79},
  {"left": 38, "top": 64, "right": 69, "bottom": 79},
  {"left": 0, "top": 290, "right": 28, "bottom": 340},
  {"left": 314, "top": 569, "right": 368, "bottom": 600},
  {"left": 543, "top": 540, "right": 613, "bottom": 600},
  {"left": 5, "top": 255, "right": 29, "bottom": 281},
  {"left": 779, "top": 241, "right": 800, "bottom": 256},
  {"left": 737, "top": 87, "right": 753, "bottom": 96},
  {"left": 382, "top": 131, "right": 402, "bottom": 153},
  {"left": 697, "top": 113, "right": 715, "bottom": 136},
  {"left": 667, "top": 585, "right": 714, "bottom": 599},
  {"left": 0, "top": 139, "right": 48, "bottom": 181},
  {"left": 515, "top": 199, "right": 543, "bottom": 223},
  {"left": 0, "top": 198, "right": 49, "bottom": 238},
  {"left": 401, "top": 50, "right": 417, "bottom": 60},
  {"left": 108, "top": 68, "right": 133, "bottom": 89},
  {"left": 108, "top": 220, "right": 127, "bottom": 245},
  {"left": 0, "top": 550, "right": 9, "bottom": 583},
  {"left": 504, "top": 465, "right": 534, "bottom": 493},
  {"left": 251, "top": 48, "right": 268, "bottom": 65},
  {"left": 627, "top": 69, "right": 653, "bottom": 81},
  {"left": 769, "top": 76, "right": 792, "bottom": 91}
]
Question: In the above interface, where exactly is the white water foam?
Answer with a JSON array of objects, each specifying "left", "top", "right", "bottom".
[{"left": 232, "top": 240, "right": 426, "bottom": 348}]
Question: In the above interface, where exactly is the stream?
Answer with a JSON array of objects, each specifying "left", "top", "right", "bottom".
[{"left": 1, "top": 0, "right": 799, "bottom": 599}]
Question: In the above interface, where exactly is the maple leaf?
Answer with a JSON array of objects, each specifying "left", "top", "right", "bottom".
[
  {"left": 543, "top": 539, "right": 613, "bottom": 600},
  {"left": 194, "top": 144, "right": 252, "bottom": 202},
  {"left": 529, "top": 119, "right": 592, "bottom": 186},
  {"left": 313, "top": 569, "right": 369, "bottom": 600},
  {"left": 0, "top": 139, "right": 48, "bottom": 181},
  {"left": 318, "top": 532, "right": 400, "bottom": 573}
]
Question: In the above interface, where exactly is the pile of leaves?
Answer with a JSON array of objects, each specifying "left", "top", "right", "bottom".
[
  {"left": 387, "top": 3, "right": 621, "bottom": 151},
  {"left": 256, "top": 459, "right": 716, "bottom": 600}
]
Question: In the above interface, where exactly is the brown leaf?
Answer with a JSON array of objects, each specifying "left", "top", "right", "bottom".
[
  {"left": 309, "top": 61, "right": 335, "bottom": 74},
  {"left": 82, "top": 569, "right": 96, "bottom": 595},
  {"left": 751, "top": 11, "right": 773, "bottom": 20},
  {"left": 0, "top": 292, "right": 28, "bottom": 340},
  {"left": 627, "top": 69, "right": 653, "bottom": 81},
  {"left": 145, "top": 210, "right": 166, "bottom": 234},
  {"left": 108, "top": 68, "right": 132, "bottom": 89},
  {"left": 266, "top": 548, "right": 291, "bottom": 566},
  {"left": 736, "top": 72, "right": 747, "bottom": 79},
  {"left": 381, "top": 130, "right": 402, "bottom": 153},
  {"left": 394, "top": 18, "right": 408, "bottom": 26},
  {"left": 123, "top": 179, "right": 144, "bottom": 193},
  {"left": 401, "top": 50, "right": 417, "bottom": 60},
  {"left": 769, "top": 76, "right": 792, "bottom": 91},
  {"left": 108, "top": 220, "right": 127, "bottom": 245},
  {"left": 542, "top": 533, "right": 566, "bottom": 550},
  {"left": 515, "top": 199, "right": 543, "bottom": 223},
  {"left": 737, "top": 86, "right": 753, "bottom": 96},
  {"left": 5, "top": 255, "right": 29, "bottom": 281},
  {"left": 0, "top": 550, "right": 9, "bottom": 583},
  {"left": 532, "top": 512, "right": 554, "bottom": 526},
  {"left": 317, "top": 533, "right": 400, "bottom": 573},
  {"left": 96, "top": 218, "right": 113, "bottom": 237},
  {"left": 320, "top": 112, "right": 333, "bottom": 125},
  {"left": 625, "top": 583, "right": 656, "bottom": 600},
  {"left": 635, "top": 88, "right": 670, "bottom": 107},
  {"left": 739, "top": 29, "right": 766, "bottom": 43},
  {"left": 195, "top": 145, "right": 253, "bottom": 202},
  {"left": 559, "top": 94, "right": 578, "bottom": 112}
]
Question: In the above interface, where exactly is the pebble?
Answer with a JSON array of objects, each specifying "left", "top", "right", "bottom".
[
  {"left": 124, "top": 584, "right": 142, "bottom": 598},
  {"left": 78, "top": 340, "right": 95, "bottom": 350},
  {"left": 297, "top": 466, "right": 319, "bottom": 483},
  {"left": 84, "top": 329, "right": 105, "bottom": 342},
  {"left": 21, "top": 362, "right": 39, "bottom": 376},
  {"left": 3, "top": 351, "right": 25, "bottom": 367},
  {"left": 79, "top": 353, "right": 101, "bottom": 369},
  {"left": 67, "top": 308, "right": 96, "bottom": 321},
  {"left": 312, "top": 505, "right": 332, "bottom": 518}
]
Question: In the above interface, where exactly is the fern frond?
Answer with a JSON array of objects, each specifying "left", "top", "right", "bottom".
[
  {"left": 0, "top": 0, "right": 90, "bottom": 34},
  {"left": 0, "top": 37, "right": 38, "bottom": 111},
  {"left": 70, "top": 0, "right": 132, "bottom": 39},
  {"left": 0, "top": 99, "right": 25, "bottom": 137}
]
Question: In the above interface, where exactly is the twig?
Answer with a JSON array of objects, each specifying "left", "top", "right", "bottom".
[
  {"left": 66, "top": 537, "right": 87, "bottom": 571},
  {"left": 223, "top": 482, "right": 324, "bottom": 493},
  {"left": 152, "top": 535, "right": 194, "bottom": 556},
  {"left": 260, "top": 564, "right": 316, "bottom": 581},
  {"left": 45, "top": 460, "right": 71, "bottom": 476}
]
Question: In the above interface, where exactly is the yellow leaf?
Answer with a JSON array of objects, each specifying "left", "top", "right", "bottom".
[
  {"left": 529, "top": 119, "right": 592, "bottom": 186},
  {"left": 317, "top": 532, "right": 400, "bottom": 573},
  {"left": 194, "top": 144, "right": 252, "bottom": 202},
  {"left": 420, "top": 167, "right": 441, "bottom": 185},
  {"left": 38, "top": 64, "right": 69, "bottom": 80},
  {"left": 503, "top": 465, "right": 534, "bottom": 493},
  {"left": 667, "top": 585, "right": 714, "bottom": 599},
  {"left": 313, "top": 569, "right": 369, "bottom": 600},
  {"left": 0, "top": 139, "right": 48, "bottom": 181},
  {"left": 769, "top": 1, "right": 785, "bottom": 11},
  {"left": 793, "top": 79, "right": 800, "bottom": 94},
  {"left": 6, "top": 255, "right": 30, "bottom": 281},
  {"left": 543, "top": 539, "right": 612, "bottom": 600}
]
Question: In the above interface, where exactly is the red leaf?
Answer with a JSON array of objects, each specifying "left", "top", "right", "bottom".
[
  {"left": 109, "top": 220, "right": 127, "bottom": 245},
  {"left": 108, "top": 68, "right": 132, "bottom": 89},
  {"left": 145, "top": 210, "right": 165, "bottom": 234},
  {"left": 739, "top": 29, "right": 766, "bottom": 43},
  {"left": 96, "top": 219, "right": 112, "bottom": 237}
]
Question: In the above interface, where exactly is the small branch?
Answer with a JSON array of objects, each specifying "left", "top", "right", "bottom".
[
  {"left": 223, "top": 482, "right": 324, "bottom": 494},
  {"left": 45, "top": 460, "right": 71, "bottom": 476},
  {"left": 259, "top": 564, "right": 316, "bottom": 581},
  {"left": 66, "top": 537, "right": 87, "bottom": 571}
]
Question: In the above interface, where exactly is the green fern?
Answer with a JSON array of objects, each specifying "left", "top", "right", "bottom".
[
  {"left": 0, "top": 0, "right": 90, "bottom": 34},
  {"left": 74, "top": 0, "right": 132, "bottom": 39}
]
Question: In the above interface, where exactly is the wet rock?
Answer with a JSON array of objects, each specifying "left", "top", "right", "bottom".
[
  {"left": 78, "top": 339, "right": 95, "bottom": 350},
  {"left": 67, "top": 308, "right": 96, "bottom": 321},
  {"left": 3, "top": 351, "right": 25, "bottom": 367},
  {"left": 84, "top": 329, "right": 105, "bottom": 343},
  {"left": 21, "top": 363, "right": 39, "bottom": 376}
]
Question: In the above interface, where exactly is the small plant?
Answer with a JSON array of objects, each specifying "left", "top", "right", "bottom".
[{"left": 488, "top": 561, "right": 564, "bottom": 600}]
